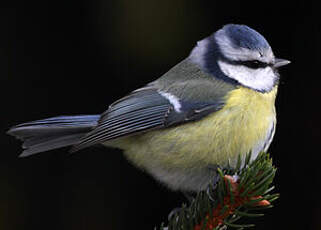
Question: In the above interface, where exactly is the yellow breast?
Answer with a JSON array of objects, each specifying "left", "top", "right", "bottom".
[{"left": 111, "top": 86, "right": 278, "bottom": 171}]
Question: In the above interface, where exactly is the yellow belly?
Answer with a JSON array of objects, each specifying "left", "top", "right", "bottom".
[{"left": 107, "top": 86, "right": 277, "bottom": 172}]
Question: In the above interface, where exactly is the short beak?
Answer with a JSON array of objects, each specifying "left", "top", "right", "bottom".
[{"left": 274, "top": 58, "right": 291, "bottom": 68}]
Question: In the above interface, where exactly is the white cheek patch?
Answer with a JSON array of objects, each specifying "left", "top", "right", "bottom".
[
  {"left": 159, "top": 91, "right": 182, "bottom": 113},
  {"left": 218, "top": 60, "right": 277, "bottom": 92}
]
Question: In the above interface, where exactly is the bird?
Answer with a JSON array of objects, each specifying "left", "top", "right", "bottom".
[{"left": 7, "top": 24, "right": 290, "bottom": 192}]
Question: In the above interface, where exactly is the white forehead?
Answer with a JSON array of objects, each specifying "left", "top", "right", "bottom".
[{"left": 215, "top": 28, "right": 274, "bottom": 63}]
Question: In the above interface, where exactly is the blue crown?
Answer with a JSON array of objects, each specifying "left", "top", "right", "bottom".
[{"left": 224, "top": 24, "right": 270, "bottom": 51}]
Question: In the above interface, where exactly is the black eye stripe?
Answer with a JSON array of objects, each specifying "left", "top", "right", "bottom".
[
  {"left": 238, "top": 60, "right": 270, "bottom": 69},
  {"left": 219, "top": 56, "right": 273, "bottom": 69}
]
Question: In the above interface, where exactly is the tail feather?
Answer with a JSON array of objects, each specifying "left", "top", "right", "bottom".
[
  {"left": 7, "top": 115, "right": 100, "bottom": 157},
  {"left": 19, "top": 133, "right": 86, "bottom": 157},
  {"left": 8, "top": 115, "right": 100, "bottom": 138}
]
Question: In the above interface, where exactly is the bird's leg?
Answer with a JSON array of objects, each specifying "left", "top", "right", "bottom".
[
  {"left": 208, "top": 164, "right": 221, "bottom": 189},
  {"left": 183, "top": 191, "right": 196, "bottom": 203},
  {"left": 168, "top": 165, "right": 220, "bottom": 221},
  {"left": 205, "top": 164, "right": 222, "bottom": 202},
  {"left": 168, "top": 191, "right": 196, "bottom": 221},
  {"left": 168, "top": 207, "right": 182, "bottom": 221}
]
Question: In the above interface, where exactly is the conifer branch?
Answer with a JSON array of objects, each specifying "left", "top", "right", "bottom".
[{"left": 157, "top": 152, "right": 278, "bottom": 230}]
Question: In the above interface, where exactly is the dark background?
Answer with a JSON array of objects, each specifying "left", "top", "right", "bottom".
[{"left": 1, "top": 1, "right": 321, "bottom": 229}]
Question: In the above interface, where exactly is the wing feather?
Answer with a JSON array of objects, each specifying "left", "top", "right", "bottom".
[{"left": 71, "top": 89, "right": 170, "bottom": 152}]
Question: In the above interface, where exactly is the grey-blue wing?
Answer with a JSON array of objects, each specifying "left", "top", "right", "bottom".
[
  {"left": 70, "top": 88, "right": 170, "bottom": 152},
  {"left": 71, "top": 87, "right": 224, "bottom": 152}
]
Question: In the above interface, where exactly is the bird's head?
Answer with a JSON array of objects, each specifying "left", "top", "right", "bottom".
[{"left": 189, "top": 24, "right": 290, "bottom": 92}]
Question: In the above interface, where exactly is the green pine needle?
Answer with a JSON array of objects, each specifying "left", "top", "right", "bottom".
[{"left": 157, "top": 152, "right": 278, "bottom": 230}]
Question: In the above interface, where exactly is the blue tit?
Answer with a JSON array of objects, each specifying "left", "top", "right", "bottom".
[{"left": 8, "top": 24, "right": 290, "bottom": 192}]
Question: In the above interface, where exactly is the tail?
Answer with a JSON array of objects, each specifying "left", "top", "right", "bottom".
[{"left": 7, "top": 115, "right": 100, "bottom": 157}]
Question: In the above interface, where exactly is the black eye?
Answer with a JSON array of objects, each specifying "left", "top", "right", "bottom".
[{"left": 240, "top": 60, "right": 268, "bottom": 69}]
